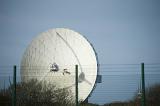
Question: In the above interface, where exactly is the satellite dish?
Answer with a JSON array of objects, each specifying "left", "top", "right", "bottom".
[{"left": 20, "top": 28, "right": 99, "bottom": 101}]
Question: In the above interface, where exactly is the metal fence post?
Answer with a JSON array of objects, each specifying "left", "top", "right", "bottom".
[
  {"left": 75, "top": 65, "right": 78, "bottom": 106},
  {"left": 141, "top": 63, "right": 146, "bottom": 106},
  {"left": 12, "top": 65, "right": 16, "bottom": 106}
]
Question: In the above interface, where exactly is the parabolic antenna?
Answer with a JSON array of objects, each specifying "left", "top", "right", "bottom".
[{"left": 20, "top": 28, "right": 99, "bottom": 101}]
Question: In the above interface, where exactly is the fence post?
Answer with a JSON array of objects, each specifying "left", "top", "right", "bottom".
[
  {"left": 75, "top": 65, "right": 78, "bottom": 106},
  {"left": 141, "top": 63, "right": 146, "bottom": 106},
  {"left": 12, "top": 65, "right": 16, "bottom": 106}
]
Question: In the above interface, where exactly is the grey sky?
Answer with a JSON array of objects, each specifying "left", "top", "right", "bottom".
[{"left": 0, "top": 0, "right": 160, "bottom": 104}]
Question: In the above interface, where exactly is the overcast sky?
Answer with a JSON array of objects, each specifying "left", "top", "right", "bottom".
[{"left": 0, "top": 0, "right": 160, "bottom": 104}]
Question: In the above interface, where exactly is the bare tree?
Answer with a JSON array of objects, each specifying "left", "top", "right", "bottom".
[{"left": 0, "top": 79, "right": 74, "bottom": 106}]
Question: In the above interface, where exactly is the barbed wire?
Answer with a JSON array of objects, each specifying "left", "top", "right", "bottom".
[{"left": 0, "top": 63, "right": 160, "bottom": 66}]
